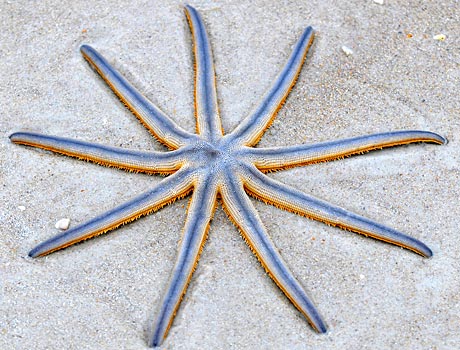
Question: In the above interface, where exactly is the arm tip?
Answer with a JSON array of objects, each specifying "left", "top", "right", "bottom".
[
  {"left": 28, "top": 247, "right": 40, "bottom": 258},
  {"left": 9, "top": 132, "right": 28, "bottom": 143},
  {"left": 80, "top": 44, "right": 92, "bottom": 54}
]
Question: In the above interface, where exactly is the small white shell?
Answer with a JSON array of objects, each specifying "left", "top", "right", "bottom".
[
  {"left": 373, "top": 0, "right": 384, "bottom": 4},
  {"left": 433, "top": 34, "right": 446, "bottom": 41},
  {"left": 341, "top": 45, "right": 354, "bottom": 56},
  {"left": 55, "top": 218, "right": 71, "bottom": 230},
  {"left": 18, "top": 206, "right": 26, "bottom": 211}
]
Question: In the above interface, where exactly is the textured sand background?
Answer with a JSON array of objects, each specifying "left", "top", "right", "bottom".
[{"left": 1, "top": 1, "right": 459, "bottom": 349}]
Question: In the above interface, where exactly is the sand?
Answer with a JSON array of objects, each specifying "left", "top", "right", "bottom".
[{"left": 1, "top": 1, "right": 459, "bottom": 349}]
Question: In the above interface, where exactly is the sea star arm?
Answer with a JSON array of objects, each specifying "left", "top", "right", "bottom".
[
  {"left": 28, "top": 168, "right": 195, "bottom": 258},
  {"left": 243, "top": 165, "right": 433, "bottom": 257},
  {"left": 185, "top": 5, "right": 223, "bottom": 141},
  {"left": 228, "top": 26, "right": 314, "bottom": 146},
  {"left": 9, "top": 132, "right": 188, "bottom": 174},
  {"left": 149, "top": 173, "right": 218, "bottom": 347},
  {"left": 220, "top": 170, "right": 327, "bottom": 334},
  {"left": 244, "top": 130, "right": 446, "bottom": 171},
  {"left": 80, "top": 45, "right": 195, "bottom": 149}
]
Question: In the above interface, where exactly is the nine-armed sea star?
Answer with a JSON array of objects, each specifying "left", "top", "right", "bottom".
[{"left": 10, "top": 5, "right": 446, "bottom": 347}]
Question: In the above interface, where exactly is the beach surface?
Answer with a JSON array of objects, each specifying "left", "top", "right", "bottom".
[{"left": 1, "top": 1, "right": 459, "bottom": 349}]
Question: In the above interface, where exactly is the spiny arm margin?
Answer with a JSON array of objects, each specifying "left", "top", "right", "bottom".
[
  {"left": 242, "top": 164, "right": 433, "bottom": 257},
  {"left": 29, "top": 167, "right": 195, "bottom": 257},
  {"left": 149, "top": 173, "right": 218, "bottom": 347},
  {"left": 220, "top": 170, "right": 327, "bottom": 333},
  {"left": 245, "top": 130, "right": 446, "bottom": 172},
  {"left": 10, "top": 132, "right": 187, "bottom": 174}
]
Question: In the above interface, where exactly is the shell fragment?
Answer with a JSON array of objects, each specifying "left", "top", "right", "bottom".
[{"left": 55, "top": 218, "right": 70, "bottom": 230}]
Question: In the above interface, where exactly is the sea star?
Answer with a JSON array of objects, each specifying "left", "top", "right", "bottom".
[{"left": 10, "top": 5, "right": 445, "bottom": 347}]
